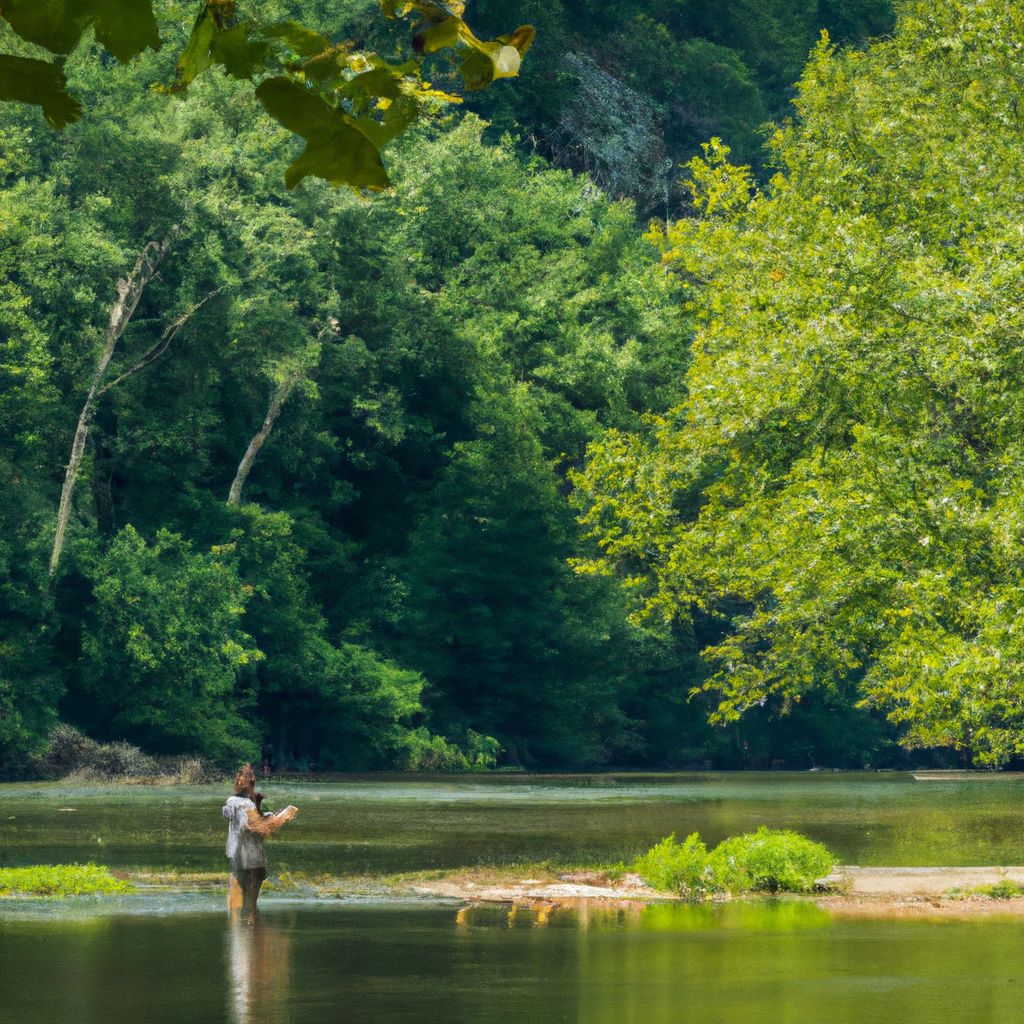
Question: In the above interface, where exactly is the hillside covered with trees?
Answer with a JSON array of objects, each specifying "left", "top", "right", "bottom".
[{"left": 4, "top": 0, "right": 1012, "bottom": 774}]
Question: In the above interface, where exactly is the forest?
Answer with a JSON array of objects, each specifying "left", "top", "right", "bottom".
[{"left": 4, "top": 0, "right": 1015, "bottom": 775}]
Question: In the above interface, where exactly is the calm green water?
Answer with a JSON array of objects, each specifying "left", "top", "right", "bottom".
[
  {"left": 2, "top": 772, "right": 1023, "bottom": 871},
  {"left": 1, "top": 899, "right": 1021, "bottom": 1024}
]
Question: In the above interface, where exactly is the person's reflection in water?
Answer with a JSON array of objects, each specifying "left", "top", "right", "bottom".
[{"left": 227, "top": 915, "right": 293, "bottom": 1024}]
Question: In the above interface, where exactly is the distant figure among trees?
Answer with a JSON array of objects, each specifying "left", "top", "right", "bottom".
[{"left": 223, "top": 764, "right": 298, "bottom": 921}]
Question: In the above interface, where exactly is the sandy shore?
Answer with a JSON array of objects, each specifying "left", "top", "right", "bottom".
[{"left": 406, "top": 865, "right": 1024, "bottom": 918}]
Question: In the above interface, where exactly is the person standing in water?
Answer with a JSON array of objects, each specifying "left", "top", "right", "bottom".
[{"left": 223, "top": 763, "right": 298, "bottom": 921}]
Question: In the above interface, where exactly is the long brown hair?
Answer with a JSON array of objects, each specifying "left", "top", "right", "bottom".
[{"left": 234, "top": 763, "right": 257, "bottom": 796}]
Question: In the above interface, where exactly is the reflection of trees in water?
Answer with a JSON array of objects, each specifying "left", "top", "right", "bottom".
[{"left": 226, "top": 917, "right": 293, "bottom": 1024}]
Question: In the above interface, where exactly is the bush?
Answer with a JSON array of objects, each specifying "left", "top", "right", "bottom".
[
  {"left": 986, "top": 880, "right": 1024, "bottom": 899},
  {"left": 635, "top": 827, "right": 835, "bottom": 896},
  {"left": 398, "top": 728, "right": 501, "bottom": 771},
  {"left": 32, "top": 724, "right": 157, "bottom": 780},
  {"left": 89, "top": 740, "right": 157, "bottom": 778},
  {"left": 633, "top": 832, "right": 711, "bottom": 895},
  {"left": 706, "top": 827, "right": 835, "bottom": 894},
  {"left": 956, "top": 880, "right": 1024, "bottom": 901},
  {"left": 163, "top": 756, "right": 217, "bottom": 785},
  {"left": 35, "top": 723, "right": 100, "bottom": 775},
  {"left": 0, "top": 864, "right": 133, "bottom": 897}
]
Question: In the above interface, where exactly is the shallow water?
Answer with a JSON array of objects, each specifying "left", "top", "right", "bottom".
[
  {"left": 2, "top": 771, "right": 1024, "bottom": 872},
  {"left": 0, "top": 899, "right": 1020, "bottom": 1024}
]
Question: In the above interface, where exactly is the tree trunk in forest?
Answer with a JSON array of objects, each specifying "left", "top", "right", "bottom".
[
  {"left": 227, "top": 391, "right": 287, "bottom": 506},
  {"left": 227, "top": 328, "right": 330, "bottom": 507},
  {"left": 49, "top": 240, "right": 170, "bottom": 578}
]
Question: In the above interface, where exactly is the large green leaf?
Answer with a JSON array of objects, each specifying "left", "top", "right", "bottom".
[
  {"left": 420, "top": 15, "right": 462, "bottom": 52},
  {"left": 262, "top": 21, "right": 330, "bottom": 58},
  {"left": 420, "top": 16, "right": 534, "bottom": 88},
  {"left": 255, "top": 77, "right": 389, "bottom": 190},
  {"left": 351, "top": 95, "right": 419, "bottom": 148},
  {"left": 0, "top": 0, "right": 89, "bottom": 55},
  {"left": 211, "top": 22, "right": 268, "bottom": 80},
  {"left": 87, "top": 0, "right": 160, "bottom": 62},
  {"left": 0, "top": 0, "right": 159, "bottom": 60},
  {"left": 337, "top": 66, "right": 421, "bottom": 148},
  {"left": 0, "top": 54, "right": 82, "bottom": 127},
  {"left": 173, "top": 4, "right": 216, "bottom": 89},
  {"left": 459, "top": 47, "right": 494, "bottom": 90}
]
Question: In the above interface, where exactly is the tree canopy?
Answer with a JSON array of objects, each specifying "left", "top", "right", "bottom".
[
  {"left": 0, "top": 30, "right": 695, "bottom": 771},
  {"left": 577, "top": 0, "right": 1024, "bottom": 766},
  {"left": 4, "top": 0, "right": 999, "bottom": 775}
]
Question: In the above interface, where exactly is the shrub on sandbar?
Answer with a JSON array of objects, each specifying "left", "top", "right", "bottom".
[
  {"left": 633, "top": 832, "right": 712, "bottom": 896},
  {"left": 634, "top": 826, "right": 835, "bottom": 896}
]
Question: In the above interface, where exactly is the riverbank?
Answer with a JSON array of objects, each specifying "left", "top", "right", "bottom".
[
  {"left": 396, "top": 864, "right": 1024, "bottom": 917},
  {"left": 73, "top": 864, "right": 1024, "bottom": 918}
]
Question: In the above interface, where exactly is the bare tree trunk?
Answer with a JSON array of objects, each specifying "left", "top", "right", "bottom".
[
  {"left": 227, "top": 326, "right": 331, "bottom": 507},
  {"left": 49, "top": 240, "right": 169, "bottom": 577},
  {"left": 227, "top": 391, "right": 287, "bottom": 506}
]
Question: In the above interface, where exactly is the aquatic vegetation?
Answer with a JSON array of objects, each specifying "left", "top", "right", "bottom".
[
  {"left": 635, "top": 827, "right": 835, "bottom": 896},
  {"left": 0, "top": 863, "right": 133, "bottom": 897}
]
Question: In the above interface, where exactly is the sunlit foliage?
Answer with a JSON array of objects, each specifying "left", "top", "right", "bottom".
[
  {"left": 577, "top": 1, "right": 1024, "bottom": 765},
  {"left": 0, "top": 0, "right": 533, "bottom": 187}
]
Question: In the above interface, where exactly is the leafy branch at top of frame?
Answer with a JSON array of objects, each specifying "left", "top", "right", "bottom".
[{"left": 0, "top": 0, "right": 535, "bottom": 189}]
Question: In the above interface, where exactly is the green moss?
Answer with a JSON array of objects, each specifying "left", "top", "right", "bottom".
[{"left": 0, "top": 864, "right": 134, "bottom": 897}]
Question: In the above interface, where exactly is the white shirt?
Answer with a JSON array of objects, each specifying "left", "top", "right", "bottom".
[{"left": 222, "top": 795, "right": 267, "bottom": 870}]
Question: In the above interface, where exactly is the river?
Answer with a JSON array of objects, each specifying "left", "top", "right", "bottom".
[
  {"left": 2, "top": 772, "right": 1022, "bottom": 1022},
  {"left": 2, "top": 899, "right": 1023, "bottom": 1023},
  {"left": 2, "top": 771, "right": 1023, "bottom": 871}
]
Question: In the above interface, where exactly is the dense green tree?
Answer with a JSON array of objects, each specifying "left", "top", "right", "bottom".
[
  {"left": 226, "top": 504, "right": 432, "bottom": 769},
  {"left": 395, "top": 390, "right": 643, "bottom": 765},
  {"left": 0, "top": 0, "right": 933, "bottom": 774},
  {"left": 577, "top": 1, "right": 1024, "bottom": 766},
  {"left": 0, "top": 29, "right": 692, "bottom": 770},
  {"left": 68, "top": 525, "right": 261, "bottom": 761}
]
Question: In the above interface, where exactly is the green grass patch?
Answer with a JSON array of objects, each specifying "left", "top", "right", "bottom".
[
  {"left": 985, "top": 880, "right": 1024, "bottom": 899},
  {"left": 0, "top": 864, "right": 134, "bottom": 897},
  {"left": 634, "top": 827, "right": 835, "bottom": 897},
  {"left": 946, "top": 880, "right": 1024, "bottom": 901}
]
